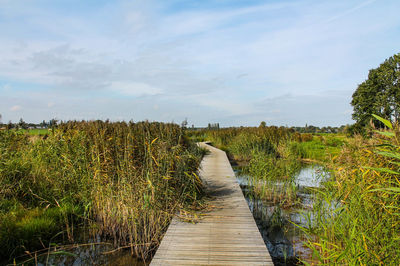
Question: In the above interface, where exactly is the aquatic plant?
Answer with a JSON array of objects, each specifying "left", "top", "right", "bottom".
[
  {"left": 302, "top": 115, "right": 400, "bottom": 265},
  {"left": 188, "top": 126, "right": 293, "bottom": 161},
  {"left": 247, "top": 151, "right": 302, "bottom": 207},
  {"left": 0, "top": 121, "right": 204, "bottom": 263}
]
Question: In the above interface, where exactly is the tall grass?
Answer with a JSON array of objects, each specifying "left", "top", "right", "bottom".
[
  {"left": 188, "top": 126, "right": 293, "bottom": 161},
  {"left": 302, "top": 116, "right": 400, "bottom": 264},
  {"left": 0, "top": 121, "right": 204, "bottom": 263},
  {"left": 192, "top": 125, "right": 398, "bottom": 264},
  {"left": 189, "top": 127, "right": 320, "bottom": 205},
  {"left": 189, "top": 127, "right": 330, "bottom": 204},
  {"left": 247, "top": 152, "right": 302, "bottom": 207}
]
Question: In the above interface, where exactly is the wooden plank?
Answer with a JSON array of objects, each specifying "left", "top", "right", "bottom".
[{"left": 150, "top": 143, "right": 273, "bottom": 265}]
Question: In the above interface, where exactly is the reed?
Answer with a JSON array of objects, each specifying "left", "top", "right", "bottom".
[
  {"left": 0, "top": 120, "right": 204, "bottom": 263},
  {"left": 189, "top": 126, "right": 310, "bottom": 206},
  {"left": 192, "top": 124, "right": 399, "bottom": 264},
  {"left": 301, "top": 116, "right": 400, "bottom": 265},
  {"left": 188, "top": 126, "right": 293, "bottom": 161},
  {"left": 247, "top": 151, "right": 302, "bottom": 207}
]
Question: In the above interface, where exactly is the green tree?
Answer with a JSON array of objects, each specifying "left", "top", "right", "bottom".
[
  {"left": 259, "top": 121, "right": 266, "bottom": 128},
  {"left": 18, "top": 118, "right": 28, "bottom": 129},
  {"left": 181, "top": 118, "right": 188, "bottom": 129},
  {"left": 49, "top": 118, "right": 58, "bottom": 128},
  {"left": 6, "top": 120, "right": 13, "bottom": 130},
  {"left": 351, "top": 53, "right": 400, "bottom": 129},
  {"left": 40, "top": 120, "right": 47, "bottom": 128}
]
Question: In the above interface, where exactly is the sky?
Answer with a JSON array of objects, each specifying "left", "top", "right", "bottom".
[{"left": 0, "top": 0, "right": 399, "bottom": 127}]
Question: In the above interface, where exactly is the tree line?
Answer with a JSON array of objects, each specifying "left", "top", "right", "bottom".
[{"left": 0, "top": 117, "right": 58, "bottom": 130}]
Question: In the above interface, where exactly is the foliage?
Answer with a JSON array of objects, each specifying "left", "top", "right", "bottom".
[
  {"left": 188, "top": 126, "right": 293, "bottom": 161},
  {"left": 291, "top": 125, "right": 348, "bottom": 134},
  {"left": 351, "top": 52, "right": 400, "bottom": 131},
  {"left": 0, "top": 121, "right": 204, "bottom": 263},
  {"left": 303, "top": 116, "right": 400, "bottom": 264},
  {"left": 289, "top": 134, "right": 346, "bottom": 162},
  {"left": 191, "top": 122, "right": 400, "bottom": 264},
  {"left": 247, "top": 152, "right": 302, "bottom": 207}
]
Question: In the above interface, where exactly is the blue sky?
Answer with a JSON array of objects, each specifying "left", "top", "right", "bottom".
[{"left": 0, "top": 0, "right": 399, "bottom": 127}]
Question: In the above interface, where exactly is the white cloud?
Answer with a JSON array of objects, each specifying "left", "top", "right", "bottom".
[
  {"left": 110, "top": 81, "right": 162, "bottom": 96},
  {"left": 10, "top": 105, "right": 22, "bottom": 111},
  {"left": 0, "top": 0, "right": 399, "bottom": 125}
]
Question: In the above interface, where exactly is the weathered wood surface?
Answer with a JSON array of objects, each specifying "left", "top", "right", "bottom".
[{"left": 150, "top": 142, "right": 273, "bottom": 265}]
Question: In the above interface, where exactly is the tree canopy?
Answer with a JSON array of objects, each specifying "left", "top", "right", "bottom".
[
  {"left": 259, "top": 121, "right": 266, "bottom": 128},
  {"left": 351, "top": 53, "right": 400, "bottom": 129}
]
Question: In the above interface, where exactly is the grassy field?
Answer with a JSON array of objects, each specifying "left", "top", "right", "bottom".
[
  {"left": 23, "top": 128, "right": 50, "bottom": 135},
  {"left": 0, "top": 121, "right": 204, "bottom": 264},
  {"left": 288, "top": 133, "right": 347, "bottom": 162},
  {"left": 1, "top": 128, "right": 50, "bottom": 135}
]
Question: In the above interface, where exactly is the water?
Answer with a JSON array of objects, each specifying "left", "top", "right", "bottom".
[
  {"left": 26, "top": 232, "right": 147, "bottom": 266},
  {"left": 295, "top": 165, "right": 328, "bottom": 187},
  {"left": 43, "top": 244, "right": 146, "bottom": 266},
  {"left": 24, "top": 165, "right": 327, "bottom": 265},
  {"left": 235, "top": 164, "right": 330, "bottom": 265}
]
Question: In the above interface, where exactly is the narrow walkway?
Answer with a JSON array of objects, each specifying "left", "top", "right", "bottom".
[{"left": 150, "top": 142, "right": 273, "bottom": 265}]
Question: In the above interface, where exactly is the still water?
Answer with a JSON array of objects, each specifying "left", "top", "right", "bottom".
[
  {"left": 32, "top": 233, "right": 146, "bottom": 266},
  {"left": 235, "top": 164, "right": 330, "bottom": 265}
]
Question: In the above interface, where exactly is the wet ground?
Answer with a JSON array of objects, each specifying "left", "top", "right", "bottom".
[
  {"left": 27, "top": 232, "right": 147, "bottom": 266},
  {"left": 235, "top": 164, "right": 329, "bottom": 265},
  {"left": 43, "top": 245, "right": 145, "bottom": 266}
]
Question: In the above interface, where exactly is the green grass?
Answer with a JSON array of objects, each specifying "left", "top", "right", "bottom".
[
  {"left": 289, "top": 134, "right": 346, "bottom": 162},
  {"left": 191, "top": 126, "right": 400, "bottom": 264},
  {"left": 5, "top": 128, "right": 50, "bottom": 135},
  {"left": 299, "top": 120, "right": 400, "bottom": 265},
  {"left": 247, "top": 151, "right": 302, "bottom": 207},
  {"left": 0, "top": 121, "right": 205, "bottom": 263},
  {"left": 25, "top": 128, "right": 50, "bottom": 135},
  {"left": 187, "top": 126, "right": 293, "bottom": 162},
  {"left": 17, "top": 128, "right": 51, "bottom": 136},
  {"left": 0, "top": 204, "right": 81, "bottom": 261}
]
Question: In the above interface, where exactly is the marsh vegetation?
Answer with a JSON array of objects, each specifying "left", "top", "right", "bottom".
[
  {"left": 0, "top": 121, "right": 204, "bottom": 264},
  {"left": 188, "top": 118, "right": 400, "bottom": 265},
  {"left": 1, "top": 115, "right": 399, "bottom": 265}
]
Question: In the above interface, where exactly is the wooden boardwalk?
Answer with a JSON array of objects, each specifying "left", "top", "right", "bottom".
[{"left": 150, "top": 142, "right": 273, "bottom": 265}]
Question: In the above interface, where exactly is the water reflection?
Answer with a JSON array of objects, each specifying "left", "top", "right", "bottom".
[
  {"left": 33, "top": 233, "right": 147, "bottom": 266},
  {"left": 235, "top": 164, "right": 329, "bottom": 265},
  {"left": 295, "top": 165, "right": 329, "bottom": 188}
]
